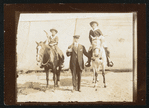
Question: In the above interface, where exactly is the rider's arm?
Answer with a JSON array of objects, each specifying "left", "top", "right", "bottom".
[
  {"left": 97, "top": 29, "right": 103, "bottom": 36},
  {"left": 89, "top": 30, "right": 92, "bottom": 44},
  {"left": 49, "top": 36, "right": 58, "bottom": 46}
]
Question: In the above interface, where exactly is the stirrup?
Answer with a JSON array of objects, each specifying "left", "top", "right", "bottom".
[
  {"left": 60, "top": 64, "right": 64, "bottom": 68},
  {"left": 108, "top": 61, "right": 114, "bottom": 67},
  {"left": 85, "top": 62, "right": 91, "bottom": 67},
  {"left": 40, "top": 65, "right": 44, "bottom": 68}
]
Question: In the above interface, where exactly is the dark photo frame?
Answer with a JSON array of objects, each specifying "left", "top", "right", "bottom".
[{"left": 4, "top": 4, "right": 146, "bottom": 105}]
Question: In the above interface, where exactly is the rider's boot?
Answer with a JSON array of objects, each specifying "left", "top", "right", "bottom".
[
  {"left": 40, "top": 65, "right": 44, "bottom": 68},
  {"left": 85, "top": 58, "right": 91, "bottom": 67},
  {"left": 60, "top": 63, "right": 64, "bottom": 68}
]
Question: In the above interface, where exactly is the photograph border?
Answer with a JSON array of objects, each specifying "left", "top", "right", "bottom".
[{"left": 4, "top": 4, "right": 146, "bottom": 105}]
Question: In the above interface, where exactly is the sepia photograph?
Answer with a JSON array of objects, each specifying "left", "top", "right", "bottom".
[{"left": 16, "top": 12, "right": 136, "bottom": 102}]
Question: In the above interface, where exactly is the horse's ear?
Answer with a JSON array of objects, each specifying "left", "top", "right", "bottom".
[
  {"left": 43, "top": 41, "right": 46, "bottom": 44},
  {"left": 35, "top": 41, "right": 38, "bottom": 45}
]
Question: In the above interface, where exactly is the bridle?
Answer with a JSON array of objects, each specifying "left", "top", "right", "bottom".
[
  {"left": 36, "top": 43, "right": 51, "bottom": 66},
  {"left": 92, "top": 38, "right": 102, "bottom": 58},
  {"left": 92, "top": 46, "right": 100, "bottom": 52}
]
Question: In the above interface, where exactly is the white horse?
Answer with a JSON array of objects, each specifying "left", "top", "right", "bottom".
[{"left": 91, "top": 36, "right": 107, "bottom": 90}]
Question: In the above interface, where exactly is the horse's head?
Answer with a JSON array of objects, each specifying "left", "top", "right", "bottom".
[
  {"left": 35, "top": 41, "right": 46, "bottom": 66},
  {"left": 92, "top": 37, "right": 102, "bottom": 58}
]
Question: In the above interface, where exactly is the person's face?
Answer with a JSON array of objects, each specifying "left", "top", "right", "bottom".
[
  {"left": 51, "top": 30, "right": 57, "bottom": 36},
  {"left": 91, "top": 23, "right": 98, "bottom": 30},
  {"left": 73, "top": 38, "right": 79, "bottom": 43}
]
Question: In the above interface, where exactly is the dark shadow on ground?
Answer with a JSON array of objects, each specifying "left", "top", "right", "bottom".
[
  {"left": 17, "top": 82, "right": 54, "bottom": 95},
  {"left": 60, "top": 78, "right": 95, "bottom": 88},
  {"left": 55, "top": 87, "right": 72, "bottom": 92},
  {"left": 60, "top": 78, "right": 72, "bottom": 86}
]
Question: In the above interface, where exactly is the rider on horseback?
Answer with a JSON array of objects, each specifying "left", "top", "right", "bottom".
[
  {"left": 85, "top": 21, "right": 113, "bottom": 67},
  {"left": 44, "top": 28, "right": 64, "bottom": 68}
]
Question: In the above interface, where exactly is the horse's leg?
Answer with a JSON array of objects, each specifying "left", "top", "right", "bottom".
[
  {"left": 45, "top": 68, "right": 49, "bottom": 88},
  {"left": 93, "top": 68, "right": 97, "bottom": 88},
  {"left": 55, "top": 67, "right": 58, "bottom": 87},
  {"left": 52, "top": 68, "right": 56, "bottom": 92},
  {"left": 102, "top": 64, "right": 106, "bottom": 88},
  {"left": 94, "top": 69, "right": 98, "bottom": 90},
  {"left": 97, "top": 67, "right": 100, "bottom": 82},
  {"left": 56, "top": 66, "right": 61, "bottom": 87},
  {"left": 92, "top": 67, "right": 95, "bottom": 83}
]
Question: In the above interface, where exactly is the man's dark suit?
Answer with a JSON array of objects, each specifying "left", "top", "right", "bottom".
[{"left": 66, "top": 43, "right": 91, "bottom": 91}]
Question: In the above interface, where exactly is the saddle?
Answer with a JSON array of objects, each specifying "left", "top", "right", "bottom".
[{"left": 49, "top": 45, "right": 59, "bottom": 61}]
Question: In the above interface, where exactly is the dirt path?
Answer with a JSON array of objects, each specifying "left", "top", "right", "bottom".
[{"left": 17, "top": 71, "right": 133, "bottom": 102}]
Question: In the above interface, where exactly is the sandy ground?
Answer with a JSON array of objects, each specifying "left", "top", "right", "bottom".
[{"left": 17, "top": 70, "right": 133, "bottom": 102}]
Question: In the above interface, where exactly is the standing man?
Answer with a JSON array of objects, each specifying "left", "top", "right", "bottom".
[{"left": 66, "top": 35, "right": 91, "bottom": 92}]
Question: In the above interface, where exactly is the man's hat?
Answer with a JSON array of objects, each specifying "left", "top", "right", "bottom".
[
  {"left": 50, "top": 28, "right": 58, "bottom": 33},
  {"left": 90, "top": 21, "right": 99, "bottom": 26},
  {"left": 73, "top": 35, "right": 80, "bottom": 39}
]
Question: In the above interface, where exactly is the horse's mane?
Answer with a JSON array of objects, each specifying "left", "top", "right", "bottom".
[
  {"left": 38, "top": 41, "right": 55, "bottom": 63},
  {"left": 39, "top": 41, "right": 52, "bottom": 51}
]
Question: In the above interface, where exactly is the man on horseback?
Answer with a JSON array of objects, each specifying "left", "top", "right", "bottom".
[
  {"left": 85, "top": 21, "right": 113, "bottom": 67},
  {"left": 43, "top": 28, "right": 64, "bottom": 68}
]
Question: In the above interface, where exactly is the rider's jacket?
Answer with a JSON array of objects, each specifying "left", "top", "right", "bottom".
[{"left": 89, "top": 28, "right": 103, "bottom": 44}]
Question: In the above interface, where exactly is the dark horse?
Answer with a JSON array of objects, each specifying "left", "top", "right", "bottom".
[{"left": 36, "top": 41, "right": 62, "bottom": 91}]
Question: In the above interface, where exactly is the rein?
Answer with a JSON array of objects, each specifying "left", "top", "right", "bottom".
[
  {"left": 92, "top": 47, "right": 100, "bottom": 52},
  {"left": 41, "top": 56, "right": 51, "bottom": 66},
  {"left": 37, "top": 44, "right": 52, "bottom": 66}
]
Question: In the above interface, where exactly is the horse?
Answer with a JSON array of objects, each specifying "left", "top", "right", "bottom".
[
  {"left": 91, "top": 36, "right": 107, "bottom": 90},
  {"left": 36, "top": 41, "right": 62, "bottom": 91}
]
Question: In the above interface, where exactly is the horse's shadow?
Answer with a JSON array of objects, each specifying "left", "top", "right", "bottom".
[
  {"left": 60, "top": 78, "right": 97, "bottom": 89},
  {"left": 17, "top": 78, "right": 73, "bottom": 95},
  {"left": 17, "top": 78, "right": 97, "bottom": 95},
  {"left": 17, "top": 82, "right": 54, "bottom": 95}
]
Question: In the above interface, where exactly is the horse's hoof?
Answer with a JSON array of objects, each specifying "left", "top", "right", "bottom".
[
  {"left": 43, "top": 89, "right": 46, "bottom": 92},
  {"left": 57, "top": 82, "right": 60, "bottom": 87},
  {"left": 93, "top": 85, "right": 96, "bottom": 88},
  {"left": 95, "top": 89, "right": 97, "bottom": 91},
  {"left": 55, "top": 85, "right": 59, "bottom": 88},
  {"left": 104, "top": 85, "right": 107, "bottom": 88}
]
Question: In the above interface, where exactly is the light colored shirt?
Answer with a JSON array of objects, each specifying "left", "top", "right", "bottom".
[
  {"left": 45, "top": 35, "right": 58, "bottom": 46},
  {"left": 74, "top": 42, "right": 78, "bottom": 47}
]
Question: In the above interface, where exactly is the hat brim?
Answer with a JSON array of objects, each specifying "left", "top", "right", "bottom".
[
  {"left": 90, "top": 21, "right": 98, "bottom": 26},
  {"left": 50, "top": 29, "right": 58, "bottom": 33}
]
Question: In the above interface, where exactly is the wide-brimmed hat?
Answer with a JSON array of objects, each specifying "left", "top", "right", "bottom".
[
  {"left": 90, "top": 21, "right": 99, "bottom": 26},
  {"left": 50, "top": 28, "right": 58, "bottom": 33},
  {"left": 73, "top": 35, "right": 80, "bottom": 39}
]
